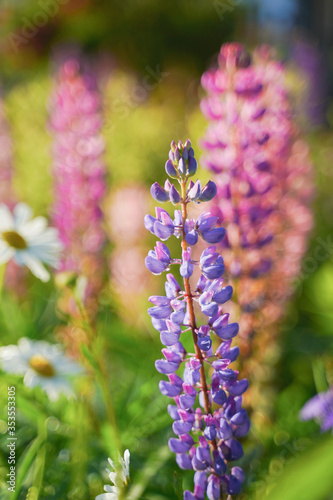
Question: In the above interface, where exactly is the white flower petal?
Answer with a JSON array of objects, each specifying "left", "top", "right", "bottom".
[
  {"left": 31, "top": 340, "right": 61, "bottom": 358},
  {"left": 95, "top": 494, "right": 118, "bottom": 500},
  {"left": 0, "top": 345, "right": 29, "bottom": 374},
  {"left": 24, "top": 370, "right": 44, "bottom": 389},
  {"left": 0, "top": 245, "right": 14, "bottom": 265},
  {"left": 54, "top": 358, "right": 85, "bottom": 376},
  {"left": 0, "top": 204, "right": 14, "bottom": 231},
  {"left": 25, "top": 245, "right": 61, "bottom": 267},
  {"left": 13, "top": 203, "right": 33, "bottom": 229},
  {"left": 19, "top": 252, "right": 50, "bottom": 282},
  {"left": 24, "top": 372, "right": 75, "bottom": 401},
  {"left": 108, "top": 471, "right": 118, "bottom": 486},
  {"left": 42, "top": 379, "right": 76, "bottom": 402},
  {"left": 0, "top": 203, "right": 62, "bottom": 281},
  {"left": 104, "top": 485, "right": 119, "bottom": 493},
  {"left": 17, "top": 338, "right": 39, "bottom": 358},
  {"left": 123, "top": 449, "right": 130, "bottom": 477},
  {"left": 20, "top": 217, "right": 48, "bottom": 239}
]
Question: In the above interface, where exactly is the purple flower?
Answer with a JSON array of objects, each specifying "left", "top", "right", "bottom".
[
  {"left": 187, "top": 180, "right": 202, "bottom": 201},
  {"left": 180, "top": 248, "right": 194, "bottom": 279},
  {"left": 300, "top": 388, "right": 333, "bottom": 433},
  {"left": 196, "top": 212, "right": 225, "bottom": 244},
  {"left": 169, "top": 184, "right": 181, "bottom": 205},
  {"left": 200, "top": 247, "right": 225, "bottom": 280},
  {"left": 199, "top": 181, "right": 217, "bottom": 202},
  {"left": 145, "top": 139, "right": 249, "bottom": 499},
  {"left": 145, "top": 242, "right": 171, "bottom": 274},
  {"left": 144, "top": 207, "right": 175, "bottom": 241},
  {"left": 150, "top": 182, "right": 170, "bottom": 202}
]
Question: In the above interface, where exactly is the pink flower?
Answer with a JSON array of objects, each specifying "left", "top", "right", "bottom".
[
  {"left": 200, "top": 43, "right": 314, "bottom": 341},
  {"left": 50, "top": 58, "right": 107, "bottom": 286}
]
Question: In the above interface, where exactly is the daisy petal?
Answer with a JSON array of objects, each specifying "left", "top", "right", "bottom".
[
  {"left": 13, "top": 203, "right": 33, "bottom": 228},
  {"left": 95, "top": 494, "right": 118, "bottom": 500},
  {"left": 42, "top": 379, "right": 76, "bottom": 402},
  {"left": 0, "top": 245, "right": 15, "bottom": 265},
  {"left": 0, "top": 204, "right": 14, "bottom": 231},
  {"left": 20, "top": 217, "right": 48, "bottom": 240},
  {"left": 24, "top": 370, "right": 41, "bottom": 388},
  {"left": 0, "top": 345, "right": 29, "bottom": 374},
  {"left": 19, "top": 253, "right": 50, "bottom": 282}
]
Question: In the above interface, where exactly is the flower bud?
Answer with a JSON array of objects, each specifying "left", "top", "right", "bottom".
[
  {"left": 165, "top": 159, "right": 178, "bottom": 178},
  {"left": 150, "top": 182, "right": 170, "bottom": 202},
  {"left": 199, "top": 181, "right": 217, "bottom": 201},
  {"left": 187, "top": 156, "right": 198, "bottom": 177},
  {"left": 169, "top": 184, "right": 181, "bottom": 205}
]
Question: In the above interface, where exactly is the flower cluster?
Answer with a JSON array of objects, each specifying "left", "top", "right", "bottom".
[
  {"left": 200, "top": 43, "right": 314, "bottom": 345},
  {"left": 96, "top": 450, "right": 131, "bottom": 500},
  {"left": 50, "top": 58, "right": 107, "bottom": 296},
  {"left": 145, "top": 140, "right": 249, "bottom": 499}
]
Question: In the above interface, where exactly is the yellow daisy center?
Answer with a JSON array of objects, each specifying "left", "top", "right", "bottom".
[
  {"left": 29, "top": 355, "right": 55, "bottom": 377},
  {"left": 2, "top": 230, "right": 27, "bottom": 250}
]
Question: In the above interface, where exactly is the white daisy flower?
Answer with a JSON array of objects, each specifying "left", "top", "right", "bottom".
[
  {"left": 0, "top": 338, "right": 84, "bottom": 401},
  {"left": 96, "top": 450, "right": 130, "bottom": 500},
  {"left": 0, "top": 202, "right": 62, "bottom": 282}
]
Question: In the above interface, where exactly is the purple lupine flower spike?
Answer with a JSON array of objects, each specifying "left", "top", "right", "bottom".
[{"left": 145, "top": 140, "right": 249, "bottom": 499}]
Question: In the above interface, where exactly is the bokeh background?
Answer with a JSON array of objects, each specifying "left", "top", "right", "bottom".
[{"left": 0, "top": 1, "right": 333, "bottom": 499}]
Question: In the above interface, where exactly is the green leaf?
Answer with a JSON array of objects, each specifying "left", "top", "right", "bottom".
[
  {"left": 312, "top": 358, "right": 329, "bottom": 394},
  {"left": 127, "top": 446, "right": 171, "bottom": 500},
  {"left": 16, "top": 394, "right": 48, "bottom": 422},
  {"left": 173, "top": 470, "right": 184, "bottom": 500},
  {"left": 80, "top": 344, "right": 99, "bottom": 371},
  {"left": 0, "top": 264, "right": 6, "bottom": 296},
  {"left": 10, "top": 434, "right": 45, "bottom": 500},
  {"left": 30, "top": 419, "right": 48, "bottom": 500},
  {"left": 260, "top": 436, "right": 333, "bottom": 500}
]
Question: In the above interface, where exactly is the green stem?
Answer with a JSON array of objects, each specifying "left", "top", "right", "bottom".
[
  {"left": 11, "top": 431, "right": 45, "bottom": 500},
  {"left": 69, "top": 397, "right": 89, "bottom": 496},
  {"left": 75, "top": 295, "right": 121, "bottom": 452},
  {"left": 0, "top": 263, "right": 7, "bottom": 298},
  {"left": 31, "top": 417, "right": 47, "bottom": 499}
]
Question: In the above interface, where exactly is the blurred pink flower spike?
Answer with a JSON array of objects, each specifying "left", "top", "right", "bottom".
[
  {"left": 200, "top": 43, "right": 314, "bottom": 340},
  {"left": 50, "top": 57, "right": 107, "bottom": 298}
]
